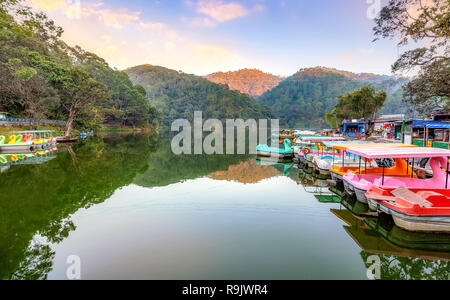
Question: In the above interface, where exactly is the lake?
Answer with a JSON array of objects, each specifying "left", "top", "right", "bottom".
[{"left": 0, "top": 134, "right": 449, "bottom": 280}]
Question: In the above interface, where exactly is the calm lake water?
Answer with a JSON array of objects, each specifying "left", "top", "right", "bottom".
[{"left": 0, "top": 134, "right": 449, "bottom": 280}]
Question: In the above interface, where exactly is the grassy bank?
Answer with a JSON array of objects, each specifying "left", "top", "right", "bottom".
[{"left": 98, "top": 125, "right": 157, "bottom": 135}]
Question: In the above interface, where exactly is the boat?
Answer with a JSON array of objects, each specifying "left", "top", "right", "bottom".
[
  {"left": 0, "top": 134, "right": 37, "bottom": 153},
  {"left": 330, "top": 143, "right": 418, "bottom": 186},
  {"left": 256, "top": 139, "right": 294, "bottom": 161},
  {"left": 294, "top": 136, "right": 346, "bottom": 164},
  {"left": 343, "top": 147, "right": 450, "bottom": 204},
  {"left": 80, "top": 130, "right": 94, "bottom": 139},
  {"left": 56, "top": 136, "right": 79, "bottom": 143},
  {"left": 272, "top": 130, "right": 296, "bottom": 144},
  {"left": 2, "top": 131, "right": 58, "bottom": 152},
  {"left": 365, "top": 186, "right": 450, "bottom": 233}
]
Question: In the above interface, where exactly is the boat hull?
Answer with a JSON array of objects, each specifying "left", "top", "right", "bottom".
[
  {"left": 56, "top": 137, "right": 79, "bottom": 143},
  {"left": 313, "top": 166, "right": 331, "bottom": 180},
  {"left": 379, "top": 204, "right": 450, "bottom": 233},
  {"left": 330, "top": 171, "right": 343, "bottom": 183},
  {"left": 354, "top": 186, "right": 369, "bottom": 204},
  {"left": 0, "top": 144, "right": 35, "bottom": 153},
  {"left": 343, "top": 180, "right": 355, "bottom": 195},
  {"left": 257, "top": 151, "right": 294, "bottom": 160}
]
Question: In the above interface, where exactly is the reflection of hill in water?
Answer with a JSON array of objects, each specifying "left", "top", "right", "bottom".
[
  {"left": 133, "top": 142, "right": 250, "bottom": 188},
  {"left": 208, "top": 159, "right": 281, "bottom": 184}
]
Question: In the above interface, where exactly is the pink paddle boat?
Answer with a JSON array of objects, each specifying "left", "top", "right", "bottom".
[
  {"left": 301, "top": 137, "right": 346, "bottom": 142},
  {"left": 343, "top": 147, "right": 450, "bottom": 204}
]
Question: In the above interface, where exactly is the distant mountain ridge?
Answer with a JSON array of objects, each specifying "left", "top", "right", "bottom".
[
  {"left": 125, "top": 65, "right": 272, "bottom": 127},
  {"left": 125, "top": 64, "right": 408, "bottom": 130},
  {"left": 291, "top": 67, "right": 398, "bottom": 83},
  {"left": 258, "top": 67, "right": 408, "bottom": 129},
  {"left": 204, "top": 69, "right": 283, "bottom": 97}
]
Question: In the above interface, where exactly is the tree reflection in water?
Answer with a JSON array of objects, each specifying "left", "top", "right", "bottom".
[{"left": 0, "top": 135, "right": 155, "bottom": 279}]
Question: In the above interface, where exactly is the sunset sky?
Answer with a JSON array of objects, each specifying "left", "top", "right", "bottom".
[{"left": 28, "top": 0, "right": 404, "bottom": 76}]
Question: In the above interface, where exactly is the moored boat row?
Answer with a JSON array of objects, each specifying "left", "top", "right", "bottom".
[
  {"left": 279, "top": 128, "right": 450, "bottom": 235},
  {"left": 0, "top": 131, "right": 57, "bottom": 153}
]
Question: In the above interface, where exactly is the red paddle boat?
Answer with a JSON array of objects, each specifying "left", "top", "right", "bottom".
[{"left": 365, "top": 186, "right": 450, "bottom": 233}]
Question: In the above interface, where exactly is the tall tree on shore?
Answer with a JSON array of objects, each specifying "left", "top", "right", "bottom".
[
  {"left": 59, "top": 67, "right": 110, "bottom": 136},
  {"left": 373, "top": 0, "right": 450, "bottom": 115},
  {"left": 326, "top": 85, "right": 387, "bottom": 136}
]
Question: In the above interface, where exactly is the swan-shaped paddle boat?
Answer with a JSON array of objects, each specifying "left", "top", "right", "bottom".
[{"left": 257, "top": 139, "right": 294, "bottom": 161}]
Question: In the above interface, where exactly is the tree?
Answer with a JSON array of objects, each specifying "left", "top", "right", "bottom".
[
  {"left": 58, "top": 67, "right": 109, "bottom": 136},
  {"left": 0, "top": 0, "right": 160, "bottom": 132},
  {"left": 373, "top": 0, "right": 449, "bottom": 115},
  {"left": 325, "top": 111, "right": 338, "bottom": 129},
  {"left": 327, "top": 85, "right": 387, "bottom": 136}
]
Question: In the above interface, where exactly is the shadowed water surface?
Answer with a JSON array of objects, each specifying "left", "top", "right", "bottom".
[{"left": 0, "top": 134, "right": 449, "bottom": 280}]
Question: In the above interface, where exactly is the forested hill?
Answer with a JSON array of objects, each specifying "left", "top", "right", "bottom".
[
  {"left": 125, "top": 65, "right": 272, "bottom": 127},
  {"left": 204, "top": 69, "right": 283, "bottom": 97},
  {"left": 258, "top": 67, "right": 408, "bottom": 129}
]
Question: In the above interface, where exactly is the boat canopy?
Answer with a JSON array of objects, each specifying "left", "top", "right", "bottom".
[
  {"left": 332, "top": 143, "right": 417, "bottom": 151},
  {"left": 322, "top": 141, "right": 373, "bottom": 148},
  {"left": 301, "top": 137, "right": 346, "bottom": 142},
  {"left": 347, "top": 147, "right": 450, "bottom": 159},
  {"left": 10, "top": 130, "right": 55, "bottom": 139},
  {"left": 294, "top": 130, "right": 316, "bottom": 136}
]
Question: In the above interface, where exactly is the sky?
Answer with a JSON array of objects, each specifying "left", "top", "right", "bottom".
[{"left": 27, "top": 0, "right": 404, "bottom": 76}]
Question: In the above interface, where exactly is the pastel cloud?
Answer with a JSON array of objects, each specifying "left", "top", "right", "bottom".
[
  {"left": 27, "top": 0, "right": 249, "bottom": 74},
  {"left": 29, "top": 0, "right": 66, "bottom": 10},
  {"left": 81, "top": 3, "right": 141, "bottom": 29},
  {"left": 195, "top": 0, "right": 249, "bottom": 22},
  {"left": 184, "top": 17, "right": 217, "bottom": 28},
  {"left": 194, "top": 44, "right": 230, "bottom": 58}
]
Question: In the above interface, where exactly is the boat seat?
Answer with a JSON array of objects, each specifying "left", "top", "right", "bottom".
[
  {"left": 416, "top": 191, "right": 448, "bottom": 202},
  {"left": 360, "top": 179, "right": 372, "bottom": 186},
  {"left": 392, "top": 187, "right": 433, "bottom": 208},
  {"left": 367, "top": 186, "right": 389, "bottom": 196}
]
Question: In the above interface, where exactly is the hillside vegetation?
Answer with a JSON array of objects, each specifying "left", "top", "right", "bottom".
[
  {"left": 125, "top": 65, "right": 272, "bottom": 127},
  {"left": 258, "top": 67, "right": 408, "bottom": 129},
  {"left": 0, "top": 1, "right": 158, "bottom": 135},
  {"left": 204, "top": 69, "right": 282, "bottom": 97}
]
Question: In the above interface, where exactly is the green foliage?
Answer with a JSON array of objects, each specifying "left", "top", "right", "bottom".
[
  {"left": 258, "top": 68, "right": 406, "bottom": 129},
  {"left": 125, "top": 65, "right": 272, "bottom": 127},
  {"left": 327, "top": 85, "right": 387, "bottom": 128},
  {"left": 0, "top": 135, "right": 153, "bottom": 279},
  {"left": 373, "top": 0, "right": 449, "bottom": 115},
  {"left": 13, "top": 66, "right": 36, "bottom": 81},
  {"left": 325, "top": 111, "right": 338, "bottom": 129},
  {"left": 0, "top": 1, "right": 159, "bottom": 132},
  {"left": 258, "top": 69, "right": 363, "bottom": 129}
]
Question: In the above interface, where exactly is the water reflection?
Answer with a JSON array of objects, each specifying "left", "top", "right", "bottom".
[
  {"left": 0, "top": 135, "right": 153, "bottom": 279},
  {"left": 0, "top": 134, "right": 449, "bottom": 280},
  {"left": 336, "top": 207, "right": 450, "bottom": 280},
  {"left": 209, "top": 160, "right": 282, "bottom": 184}
]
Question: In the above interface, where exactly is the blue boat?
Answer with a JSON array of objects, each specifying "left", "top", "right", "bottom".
[{"left": 256, "top": 139, "right": 294, "bottom": 161}]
